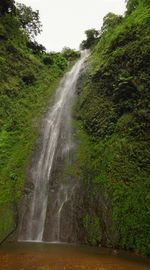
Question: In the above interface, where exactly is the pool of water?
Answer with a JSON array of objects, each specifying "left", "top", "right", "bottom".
[{"left": 0, "top": 242, "right": 149, "bottom": 270}]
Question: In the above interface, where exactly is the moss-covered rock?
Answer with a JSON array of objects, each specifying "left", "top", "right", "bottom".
[{"left": 74, "top": 1, "right": 150, "bottom": 255}]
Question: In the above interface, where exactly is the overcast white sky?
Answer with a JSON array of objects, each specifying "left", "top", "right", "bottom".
[{"left": 17, "top": 0, "right": 126, "bottom": 52}]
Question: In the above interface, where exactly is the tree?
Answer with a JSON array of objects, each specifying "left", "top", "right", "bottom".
[
  {"left": 27, "top": 40, "right": 46, "bottom": 55},
  {"left": 101, "top": 13, "right": 123, "bottom": 33},
  {"left": 125, "top": 0, "right": 139, "bottom": 14},
  {"left": 42, "top": 52, "right": 67, "bottom": 71},
  {"left": 0, "top": 0, "right": 15, "bottom": 15},
  {"left": 125, "top": 0, "right": 149, "bottom": 15},
  {"left": 16, "top": 3, "right": 42, "bottom": 39},
  {"left": 62, "top": 47, "right": 80, "bottom": 62},
  {"left": 80, "top": 29, "right": 99, "bottom": 50}
]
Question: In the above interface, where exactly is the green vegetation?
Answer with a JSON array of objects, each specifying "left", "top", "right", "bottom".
[
  {"left": 0, "top": 1, "right": 80, "bottom": 242},
  {"left": 80, "top": 29, "right": 99, "bottom": 50},
  {"left": 74, "top": 0, "right": 150, "bottom": 255},
  {"left": 0, "top": 0, "right": 149, "bottom": 256},
  {"left": 62, "top": 47, "right": 81, "bottom": 63}
]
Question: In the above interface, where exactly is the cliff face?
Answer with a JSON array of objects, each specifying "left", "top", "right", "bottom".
[
  {"left": 0, "top": 6, "right": 68, "bottom": 243},
  {"left": 74, "top": 1, "right": 150, "bottom": 255},
  {"left": 0, "top": 0, "right": 150, "bottom": 256}
]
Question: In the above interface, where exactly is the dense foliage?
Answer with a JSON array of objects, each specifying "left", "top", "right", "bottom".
[
  {"left": 62, "top": 47, "right": 81, "bottom": 62},
  {"left": 74, "top": 0, "right": 150, "bottom": 255},
  {"left": 16, "top": 3, "right": 42, "bottom": 39},
  {"left": 80, "top": 29, "right": 99, "bottom": 50},
  {"left": 0, "top": 0, "right": 149, "bottom": 257},
  {"left": 0, "top": 0, "right": 15, "bottom": 15},
  {"left": 0, "top": 1, "right": 78, "bottom": 242}
]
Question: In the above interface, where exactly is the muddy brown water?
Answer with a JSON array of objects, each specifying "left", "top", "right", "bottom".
[{"left": 0, "top": 242, "right": 149, "bottom": 270}]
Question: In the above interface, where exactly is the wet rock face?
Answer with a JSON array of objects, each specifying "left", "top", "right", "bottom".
[
  {"left": 18, "top": 51, "right": 90, "bottom": 242},
  {"left": 74, "top": 184, "right": 121, "bottom": 248},
  {"left": 42, "top": 125, "right": 80, "bottom": 243}
]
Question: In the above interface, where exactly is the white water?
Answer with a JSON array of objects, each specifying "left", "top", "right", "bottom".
[{"left": 19, "top": 51, "right": 89, "bottom": 242}]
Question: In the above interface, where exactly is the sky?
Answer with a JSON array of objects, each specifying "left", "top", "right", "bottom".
[{"left": 17, "top": 0, "right": 126, "bottom": 52}]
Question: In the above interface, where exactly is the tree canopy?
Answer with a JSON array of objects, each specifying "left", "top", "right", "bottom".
[
  {"left": 126, "top": 0, "right": 149, "bottom": 15},
  {"left": 62, "top": 47, "right": 80, "bottom": 62},
  {"left": 80, "top": 29, "right": 99, "bottom": 50},
  {"left": 0, "top": 0, "right": 15, "bottom": 15},
  {"left": 101, "top": 12, "right": 123, "bottom": 33},
  {"left": 126, "top": 0, "right": 140, "bottom": 14},
  {"left": 27, "top": 40, "right": 46, "bottom": 55},
  {"left": 16, "top": 3, "right": 42, "bottom": 39}
]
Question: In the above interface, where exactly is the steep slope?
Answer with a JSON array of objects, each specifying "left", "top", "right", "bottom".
[
  {"left": 0, "top": 7, "right": 69, "bottom": 242},
  {"left": 74, "top": 1, "right": 150, "bottom": 255}
]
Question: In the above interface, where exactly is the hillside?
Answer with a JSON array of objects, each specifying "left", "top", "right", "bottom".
[
  {"left": 74, "top": 0, "right": 150, "bottom": 255},
  {"left": 0, "top": 1, "right": 80, "bottom": 243},
  {"left": 0, "top": 0, "right": 149, "bottom": 257}
]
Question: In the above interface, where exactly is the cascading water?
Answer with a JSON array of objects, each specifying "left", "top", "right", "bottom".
[{"left": 18, "top": 51, "right": 89, "bottom": 242}]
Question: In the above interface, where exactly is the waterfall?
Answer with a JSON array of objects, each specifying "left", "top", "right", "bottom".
[{"left": 18, "top": 51, "right": 89, "bottom": 242}]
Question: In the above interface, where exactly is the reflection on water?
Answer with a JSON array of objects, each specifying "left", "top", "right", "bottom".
[{"left": 0, "top": 242, "right": 149, "bottom": 270}]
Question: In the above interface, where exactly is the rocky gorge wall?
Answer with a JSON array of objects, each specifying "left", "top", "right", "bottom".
[{"left": 72, "top": 1, "right": 150, "bottom": 255}]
